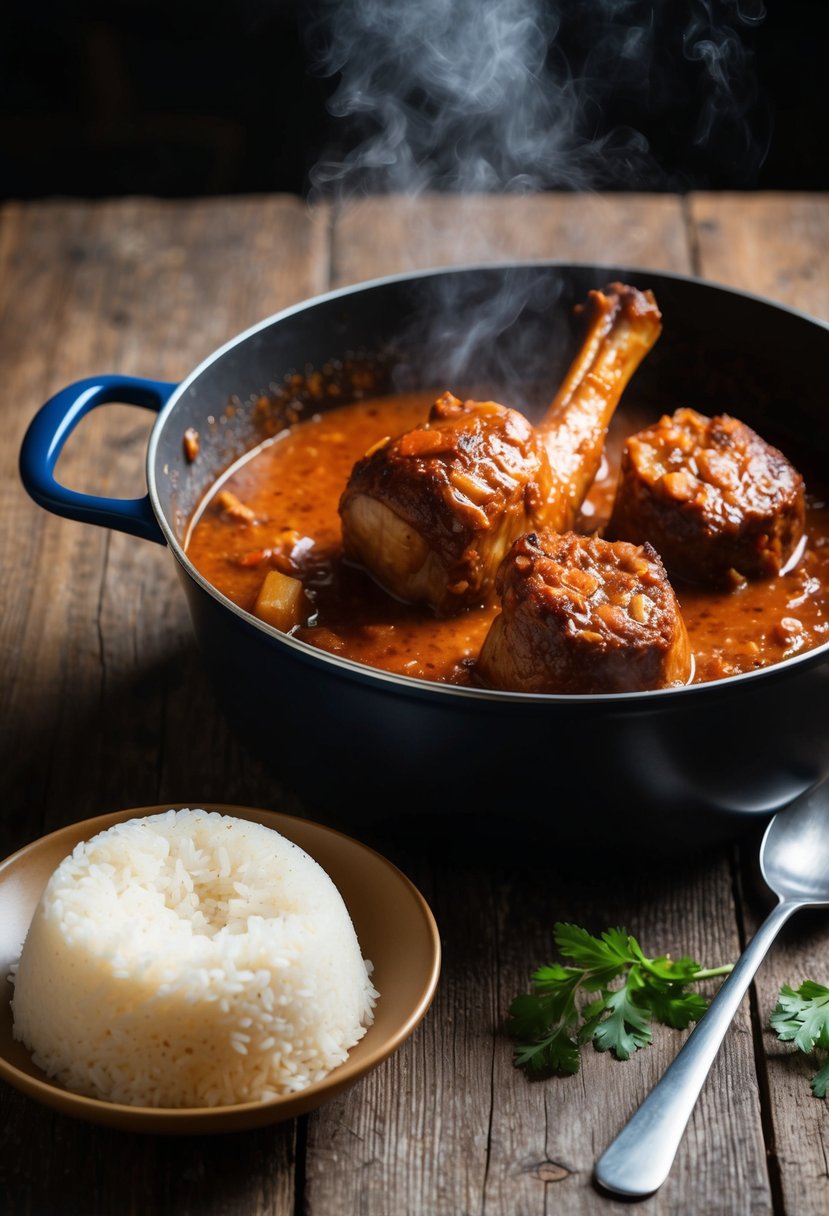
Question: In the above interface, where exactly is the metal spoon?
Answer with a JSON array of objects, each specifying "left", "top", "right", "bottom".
[{"left": 594, "top": 779, "right": 829, "bottom": 1198}]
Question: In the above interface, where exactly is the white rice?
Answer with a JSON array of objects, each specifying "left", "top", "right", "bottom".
[{"left": 9, "top": 808, "right": 378, "bottom": 1108}]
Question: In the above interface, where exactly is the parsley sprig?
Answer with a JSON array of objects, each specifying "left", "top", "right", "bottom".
[
  {"left": 509, "top": 922, "right": 829, "bottom": 1099},
  {"left": 770, "top": 981, "right": 829, "bottom": 1097},
  {"left": 508, "top": 922, "right": 733, "bottom": 1075}
]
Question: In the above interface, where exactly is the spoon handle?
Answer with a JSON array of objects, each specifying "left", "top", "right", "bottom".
[{"left": 594, "top": 897, "right": 798, "bottom": 1197}]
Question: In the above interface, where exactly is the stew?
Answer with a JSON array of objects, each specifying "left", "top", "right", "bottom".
[{"left": 185, "top": 387, "right": 829, "bottom": 688}]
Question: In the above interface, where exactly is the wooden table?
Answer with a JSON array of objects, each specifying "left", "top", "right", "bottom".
[{"left": 2, "top": 191, "right": 829, "bottom": 1215}]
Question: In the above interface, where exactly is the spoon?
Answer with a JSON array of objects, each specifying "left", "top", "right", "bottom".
[{"left": 594, "top": 779, "right": 829, "bottom": 1198}]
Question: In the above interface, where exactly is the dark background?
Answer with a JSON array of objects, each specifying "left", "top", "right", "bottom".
[{"left": 1, "top": 0, "right": 826, "bottom": 201}]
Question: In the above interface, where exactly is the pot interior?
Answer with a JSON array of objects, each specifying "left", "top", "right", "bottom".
[
  {"left": 144, "top": 263, "right": 829, "bottom": 828},
  {"left": 150, "top": 264, "right": 829, "bottom": 549}
]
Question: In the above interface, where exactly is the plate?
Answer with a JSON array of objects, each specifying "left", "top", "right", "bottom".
[{"left": 0, "top": 803, "right": 441, "bottom": 1134}]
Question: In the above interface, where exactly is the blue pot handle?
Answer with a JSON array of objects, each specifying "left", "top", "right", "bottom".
[{"left": 19, "top": 375, "right": 177, "bottom": 545}]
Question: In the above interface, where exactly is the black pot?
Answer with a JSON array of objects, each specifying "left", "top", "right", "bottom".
[{"left": 19, "top": 263, "right": 829, "bottom": 845}]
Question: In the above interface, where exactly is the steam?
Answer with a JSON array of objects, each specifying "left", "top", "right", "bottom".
[
  {"left": 307, "top": 0, "right": 644, "bottom": 199},
  {"left": 684, "top": 0, "right": 769, "bottom": 171},
  {"left": 300, "top": 0, "right": 768, "bottom": 393},
  {"left": 305, "top": 0, "right": 768, "bottom": 201}
]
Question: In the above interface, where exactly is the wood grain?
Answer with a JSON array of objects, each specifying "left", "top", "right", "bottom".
[
  {"left": 689, "top": 191, "right": 829, "bottom": 320},
  {"left": 3, "top": 190, "right": 829, "bottom": 1215},
  {"left": 691, "top": 190, "right": 829, "bottom": 1216},
  {"left": 295, "top": 190, "right": 771, "bottom": 1216},
  {"left": 0, "top": 196, "right": 328, "bottom": 851},
  {"left": 331, "top": 191, "right": 691, "bottom": 286},
  {"left": 0, "top": 196, "right": 327, "bottom": 1216}
]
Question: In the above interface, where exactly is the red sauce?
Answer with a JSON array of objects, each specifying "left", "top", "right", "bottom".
[{"left": 185, "top": 390, "right": 829, "bottom": 687}]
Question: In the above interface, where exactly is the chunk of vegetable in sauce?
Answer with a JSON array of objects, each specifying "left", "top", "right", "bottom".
[{"left": 253, "top": 570, "right": 307, "bottom": 633}]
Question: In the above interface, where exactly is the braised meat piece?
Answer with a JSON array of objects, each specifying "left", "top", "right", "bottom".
[
  {"left": 606, "top": 407, "right": 805, "bottom": 586},
  {"left": 338, "top": 282, "right": 662, "bottom": 615},
  {"left": 476, "top": 530, "right": 692, "bottom": 693}
]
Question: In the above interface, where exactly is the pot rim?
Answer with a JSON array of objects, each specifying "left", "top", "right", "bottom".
[{"left": 145, "top": 258, "right": 829, "bottom": 707}]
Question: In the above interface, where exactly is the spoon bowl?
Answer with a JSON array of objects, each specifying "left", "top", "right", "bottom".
[
  {"left": 760, "top": 787, "right": 829, "bottom": 903},
  {"left": 595, "top": 778, "right": 829, "bottom": 1197}
]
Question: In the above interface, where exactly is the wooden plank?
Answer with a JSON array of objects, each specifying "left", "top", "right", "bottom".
[
  {"left": 304, "top": 831, "right": 771, "bottom": 1216},
  {"left": 0, "top": 195, "right": 330, "bottom": 1216},
  {"left": 0, "top": 196, "right": 329, "bottom": 852},
  {"left": 330, "top": 191, "right": 691, "bottom": 287},
  {"left": 483, "top": 851, "right": 770, "bottom": 1216},
  {"left": 295, "top": 191, "right": 772, "bottom": 1215},
  {"left": 689, "top": 191, "right": 829, "bottom": 321},
  {"left": 8, "top": 190, "right": 827, "bottom": 1216},
  {"left": 691, "top": 190, "right": 829, "bottom": 1216},
  {"left": 1, "top": 1118, "right": 298, "bottom": 1216}
]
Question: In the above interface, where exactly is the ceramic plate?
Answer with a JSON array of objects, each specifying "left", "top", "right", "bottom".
[{"left": 0, "top": 803, "right": 441, "bottom": 1134}]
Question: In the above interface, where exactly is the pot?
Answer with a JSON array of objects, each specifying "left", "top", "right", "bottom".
[{"left": 19, "top": 263, "right": 829, "bottom": 845}]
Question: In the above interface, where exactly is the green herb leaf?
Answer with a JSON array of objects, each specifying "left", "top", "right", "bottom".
[
  {"left": 771, "top": 981, "right": 829, "bottom": 1052},
  {"left": 591, "top": 976, "right": 653, "bottom": 1060},
  {"left": 770, "top": 980, "right": 829, "bottom": 1095},
  {"left": 554, "top": 923, "right": 634, "bottom": 987},
  {"left": 644, "top": 985, "right": 709, "bottom": 1030},
  {"left": 811, "top": 1059, "right": 829, "bottom": 1098},
  {"left": 508, "top": 922, "right": 730, "bottom": 1077},
  {"left": 512, "top": 1024, "right": 581, "bottom": 1075}
]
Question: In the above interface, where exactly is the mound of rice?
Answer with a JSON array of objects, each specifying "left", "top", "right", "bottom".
[{"left": 10, "top": 808, "right": 378, "bottom": 1108}]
